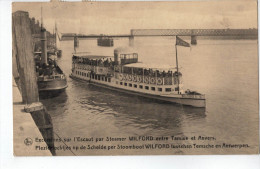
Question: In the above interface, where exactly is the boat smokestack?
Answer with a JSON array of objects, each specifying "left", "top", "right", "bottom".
[
  {"left": 74, "top": 36, "right": 79, "bottom": 53},
  {"left": 41, "top": 28, "right": 48, "bottom": 65}
]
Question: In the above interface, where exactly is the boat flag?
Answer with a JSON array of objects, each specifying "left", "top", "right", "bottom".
[{"left": 176, "top": 36, "right": 190, "bottom": 47}]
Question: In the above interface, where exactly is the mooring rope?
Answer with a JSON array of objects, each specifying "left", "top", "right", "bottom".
[{"left": 53, "top": 131, "right": 77, "bottom": 156}]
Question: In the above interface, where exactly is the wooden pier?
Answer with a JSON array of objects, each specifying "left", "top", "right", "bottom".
[{"left": 12, "top": 11, "right": 55, "bottom": 156}]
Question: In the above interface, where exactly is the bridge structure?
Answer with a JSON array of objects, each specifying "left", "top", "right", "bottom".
[{"left": 60, "top": 28, "right": 258, "bottom": 46}]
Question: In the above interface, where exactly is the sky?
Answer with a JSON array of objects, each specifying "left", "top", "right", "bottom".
[{"left": 12, "top": 0, "right": 258, "bottom": 35}]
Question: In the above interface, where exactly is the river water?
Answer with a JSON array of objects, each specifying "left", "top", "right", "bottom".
[{"left": 41, "top": 37, "right": 258, "bottom": 155}]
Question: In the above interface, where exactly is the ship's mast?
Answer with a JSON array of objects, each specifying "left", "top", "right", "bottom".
[
  {"left": 40, "top": 6, "right": 48, "bottom": 65},
  {"left": 55, "top": 21, "right": 57, "bottom": 49}
]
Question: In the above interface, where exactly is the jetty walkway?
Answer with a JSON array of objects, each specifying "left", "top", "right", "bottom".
[{"left": 13, "top": 78, "right": 51, "bottom": 156}]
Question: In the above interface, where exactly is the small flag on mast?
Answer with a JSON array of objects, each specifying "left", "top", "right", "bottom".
[{"left": 176, "top": 36, "right": 190, "bottom": 47}]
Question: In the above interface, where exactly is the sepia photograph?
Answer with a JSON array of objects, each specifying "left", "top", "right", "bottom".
[{"left": 11, "top": 0, "right": 258, "bottom": 156}]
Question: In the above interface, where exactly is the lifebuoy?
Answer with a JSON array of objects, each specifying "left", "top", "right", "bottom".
[
  {"left": 137, "top": 76, "right": 142, "bottom": 83},
  {"left": 123, "top": 74, "right": 126, "bottom": 80},
  {"left": 150, "top": 77, "right": 155, "bottom": 84},
  {"left": 119, "top": 74, "right": 123, "bottom": 80},
  {"left": 144, "top": 77, "right": 149, "bottom": 84},
  {"left": 128, "top": 74, "right": 132, "bottom": 81},
  {"left": 133, "top": 75, "right": 137, "bottom": 82},
  {"left": 157, "top": 78, "right": 163, "bottom": 85}
]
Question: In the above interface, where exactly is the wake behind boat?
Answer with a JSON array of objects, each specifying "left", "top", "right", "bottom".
[{"left": 69, "top": 36, "right": 206, "bottom": 107}]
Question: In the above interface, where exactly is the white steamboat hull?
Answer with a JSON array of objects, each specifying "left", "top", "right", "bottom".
[{"left": 70, "top": 74, "right": 206, "bottom": 108}]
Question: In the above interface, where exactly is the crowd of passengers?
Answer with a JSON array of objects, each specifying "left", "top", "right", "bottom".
[
  {"left": 35, "top": 55, "right": 61, "bottom": 77},
  {"left": 72, "top": 56, "right": 181, "bottom": 78},
  {"left": 123, "top": 67, "right": 181, "bottom": 78},
  {"left": 72, "top": 55, "right": 114, "bottom": 67}
]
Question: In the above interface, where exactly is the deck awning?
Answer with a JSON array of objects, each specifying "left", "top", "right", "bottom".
[{"left": 73, "top": 53, "right": 113, "bottom": 60}]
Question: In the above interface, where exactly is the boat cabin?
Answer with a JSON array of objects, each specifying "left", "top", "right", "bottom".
[{"left": 114, "top": 47, "right": 138, "bottom": 65}]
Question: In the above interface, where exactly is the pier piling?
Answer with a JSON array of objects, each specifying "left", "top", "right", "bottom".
[
  {"left": 129, "top": 30, "right": 134, "bottom": 47},
  {"left": 191, "top": 35, "right": 197, "bottom": 45},
  {"left": 12, "top": 11, "right": 55, "bottom": 155}
]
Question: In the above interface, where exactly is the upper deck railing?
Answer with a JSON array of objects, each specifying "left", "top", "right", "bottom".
[
  {"left": 182, "top": 94, "right": 205, "bottom": 99},
  {"left": 114, "top": 72, "right": 175, "bottom": 86}
]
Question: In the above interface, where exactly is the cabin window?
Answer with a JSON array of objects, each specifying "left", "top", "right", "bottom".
[
  {"left": 120, "top": 82, "right": 123, "bottom": 85},
  {"left": 145, "top": 86, "right": 149, "bottom": 90},
  {"left": 139, "top": 85, "right": 143, "bottom": 89},
  {"left": 129, "top": 83, "right": 132, "bottom": 87},
  {"left": 134, "top": 84, "right": 137, "bottom": 88},
  {"left": 165, "top": 88, "right": 172, "bottom": 92},
  {"left": 158, "top": 88, "right": 162, "bottom": 92},
  {"left": 124, "top": 83, "right": 127, "bottom": 86},
  {"left": 151, "top": 87, "right": 155, "bottom": 91},
  {"left": 108, "top": 78, "right": 111, "bottom": 82}
]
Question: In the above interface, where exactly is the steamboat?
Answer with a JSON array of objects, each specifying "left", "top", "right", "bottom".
[
  {"left": 70, "top": 36, "right": 206, "bottom": 107},
  {"left": 34, "top": 15, "right": 67, "bottom": 95}
]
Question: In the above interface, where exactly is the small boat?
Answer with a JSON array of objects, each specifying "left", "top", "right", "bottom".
[
  {"left": 70, "top": 37, "right": 206, "bottom": 107},
  {"left": 97, "top": 35, "right": 114, "bottom": 47}
]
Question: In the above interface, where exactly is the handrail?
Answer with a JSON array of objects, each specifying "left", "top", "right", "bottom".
[{"left": 182, "top": 94, "right": 205, "bottom": 99}]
